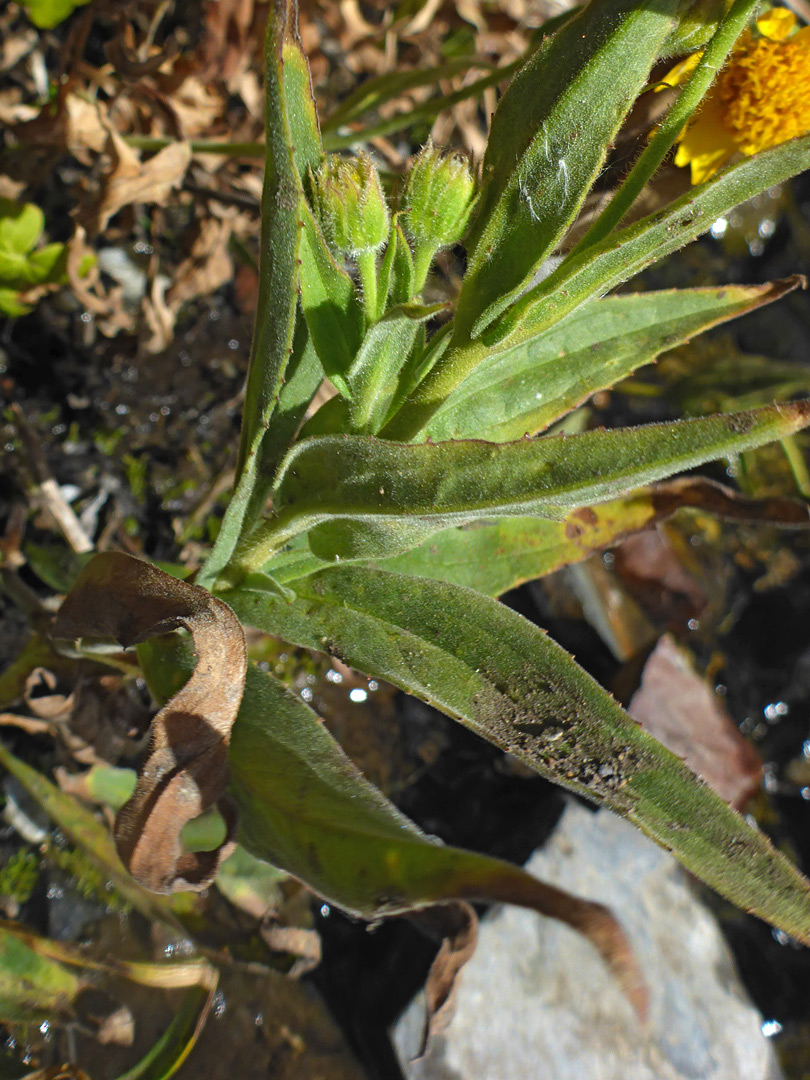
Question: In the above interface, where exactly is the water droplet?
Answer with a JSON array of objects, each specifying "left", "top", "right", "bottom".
[
  {"left": 764, "top": 701, "right": 788, "bottom": 722},
  {"left": 349, "top": 688, "right": 368, "bottom": 704},
  {"left": 710, "top": 216, "right": 728, "bottom": 238},
  {"left": 762, "top": 1019, "right": 782, "bottom": 1037}
]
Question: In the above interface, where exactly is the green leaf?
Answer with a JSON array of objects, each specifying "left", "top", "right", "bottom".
[
  {"left": 227, "top": 665, "right": 644, "bottom": 1006},
  {"left": 375, "top": 476, "right": 810, "bottom": 596},
  {"left": 0, "top": 199, "right": 44, "bottom": 256},
  {"left": 25, "top": 241, "right": 68, "bottom": 284},
  {"left": 225, "top": 567, "right": 810, "bottom": 945},
  {"left": 385, "top": 135, "right": 810, "bottom": 443},
  {"left": 20, "top": 0, "right": 90, "bottom": 27},
  {"left": 423, "top": 282, "right": 800, "bottom": 442},
  {"left": 456, "top": 0, "right": 680, "bottom": 337},
  {"left": 0, "top": 925, "right": 81, "bottom": 1024},
  {"left": 494, "top": 134, "right": 810, "bottom": 351},
  {"left": 346, "top": 303, "right": 444, "bottom": 433},
  {"left": 298, "top": 197, "right": 364, "bottom": 398},
  {"left": 0, "top": 288, "right": 30, "bottom": 317},
  {"left": 0, "top": 250, "right": 33, "bottom": 285},
  {"left": 237, "top": 402, "right": 810, "bottom": 568},
  {"left": 197, "top": 3, "right": 321, "bottom": 588}
]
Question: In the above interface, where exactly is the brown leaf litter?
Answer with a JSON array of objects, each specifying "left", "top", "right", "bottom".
[{"left": 52, "top": 552, "right": 247, "bottom": 893}]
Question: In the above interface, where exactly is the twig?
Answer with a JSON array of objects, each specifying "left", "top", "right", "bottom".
[{"left": 10, "top": 404, "right": 94, "bottom": 554}]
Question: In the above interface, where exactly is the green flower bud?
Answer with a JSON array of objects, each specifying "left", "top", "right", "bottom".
[
  {"left": 314, "top": 154, "right": 390, "bottom": 258},
  {"left": 404, "top": 138, "right": 476, "bottom": 251}
]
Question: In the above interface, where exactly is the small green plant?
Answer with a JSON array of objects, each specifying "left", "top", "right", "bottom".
[
  {"left": 20, "top": 0, "right": 92, "bottom": 30},
  {"left": 0, "top": 199, "right": 78, "bottom": 316},
  {"left": 10, "top": 0, "right": 810, "bottom": 1029}
]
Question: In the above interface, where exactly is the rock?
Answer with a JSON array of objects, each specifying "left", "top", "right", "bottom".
[{"left": 393, "top": 802, "right": 783, "bottom": 1080}]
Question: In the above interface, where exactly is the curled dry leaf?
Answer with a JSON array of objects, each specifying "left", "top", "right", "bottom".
[
  {"left": 24, "top": 666, "right": 74, "bottom": 720},
  {"left": 90, "top": 127, "right": 191, "bottom": 233},
  {"left": 628, "top": 634, "right": 763, "bottom": 811},
  {"left": 52, "top": 552, "right": 247, "bottom": 893},
  {"left": 408, "top": 901, "right": 478, "bottom": 1058}
]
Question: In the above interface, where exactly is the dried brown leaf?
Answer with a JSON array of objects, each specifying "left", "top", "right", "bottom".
[
  {"left": 12, "top": 89, "right": 108, "bottom": 161},
  {"left": 93, "top": 128, "right": 191, "bottom": 232},
  {"left": 460, "top": 868, "right": 649, "bottom": 1023},
  {"left": 628, "top": 634, "right": 763, "bottom": 811},
  {"left": 409, "top": 901, "right": 478, "bottom": 1058},
  {"left": 23, "top": 667, "right": 73, "bottom": 721},
  {"left": 52, "top": 552, "right": 247, "bottom": 893},
  {"left": 260, "top": 924, "right": 322, "bottom": 978},
  {"left": 166, "top": 215, "right": 234, "bottom": 312}
]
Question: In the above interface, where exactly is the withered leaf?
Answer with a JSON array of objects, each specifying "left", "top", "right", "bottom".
[
  {"left": 92, "top": 128, "right": 191, "bottom": 233},
  {"left": 52, "top": 552, "right": 247, "bottom": 893},
  {"left": 628, "top": 634, "right": 763, "bottom": 811},
  {"left": 409, "top": 901, "right": 479, "bottom": 1058}
]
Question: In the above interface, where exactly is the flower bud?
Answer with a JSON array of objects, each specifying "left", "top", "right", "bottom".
[
  {"left": 314, "top": 154, "right": 390, "bottom": 257},
  {"left": 404, "top": 139, "right": 476, "bottom": 250}
]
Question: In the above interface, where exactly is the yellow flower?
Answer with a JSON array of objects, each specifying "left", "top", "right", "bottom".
[{"left": 665, "top": 8, "right": 810, "bottom": 184}]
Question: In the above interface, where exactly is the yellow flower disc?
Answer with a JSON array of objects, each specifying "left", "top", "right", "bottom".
[{"left": 718, "top": 24, "right": 810, "bottom": 156}]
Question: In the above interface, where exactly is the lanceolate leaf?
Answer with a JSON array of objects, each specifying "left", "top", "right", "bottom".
[
  {"left": 346, "top": 303, "right": 444, "bottom": 434},
  {"left": 492, "top": 134, "right": 810, "bottom": 352},
  {"left": 374, "top": 478, "right": 810, "bottom": 597},
  {"left": 226, "top": 664, "right": 644, "bottom": 1012},
  {"left": 198, "top": 1, "right": 320, "bottom": 587},
  {"left": 225, "top": 568, "right": 810, "bottom": 944},
  {"left": 423, "top": 281, "right": 802, "bottom": 442},
  {"left": 0, "top": 924, "right": 81, "bottom": 1024},
  {"left": 456, "top": 0, "right": 680, "bottom": 337},
  {"left": 298, "top": 197, "right": 364, "bottom": 398},
  {"left": 237, "top": 402, "right": 810, "bottom": 567},
  {"left": 385, "top": 136, "right": 810, "bottom": 443}
]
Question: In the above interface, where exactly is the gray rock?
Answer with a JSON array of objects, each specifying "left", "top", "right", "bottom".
[{"left": 394, "top": 802, "right": 783, "bottom": 1080}]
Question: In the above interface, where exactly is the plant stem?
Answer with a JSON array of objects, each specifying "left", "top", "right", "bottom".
[
  {"left": 356, "top": 250, "right": 380, "bottom": 323},
  {"left": 125, "top": 135, "right": 265, "bottom": 157},
  {"left": 231, "top": 511, "right": 316, "bottom": 577},
  {"left": 412, "top": 244, "right": 437, "bottom": 295},
  {"left": 569, "top": 0, "right": 761, "bottom": 257}
]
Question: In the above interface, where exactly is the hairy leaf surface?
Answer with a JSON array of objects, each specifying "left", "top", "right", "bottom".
[{"left": 226, "top": 568, "right": 810, "bottom": 944}]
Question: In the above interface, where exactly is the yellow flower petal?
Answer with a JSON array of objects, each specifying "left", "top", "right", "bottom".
[
  {"left": 672, "top": 10, "right": 810, "bottom": 184},
  {"left": 673, "top": 92, "right": 737, "bottom": 183},
  {"left": 755, "top": 7, "right": 796, "bottom": 41},
  {"left": 657, "top": 50, "right": 703, "bottom": 91}
]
